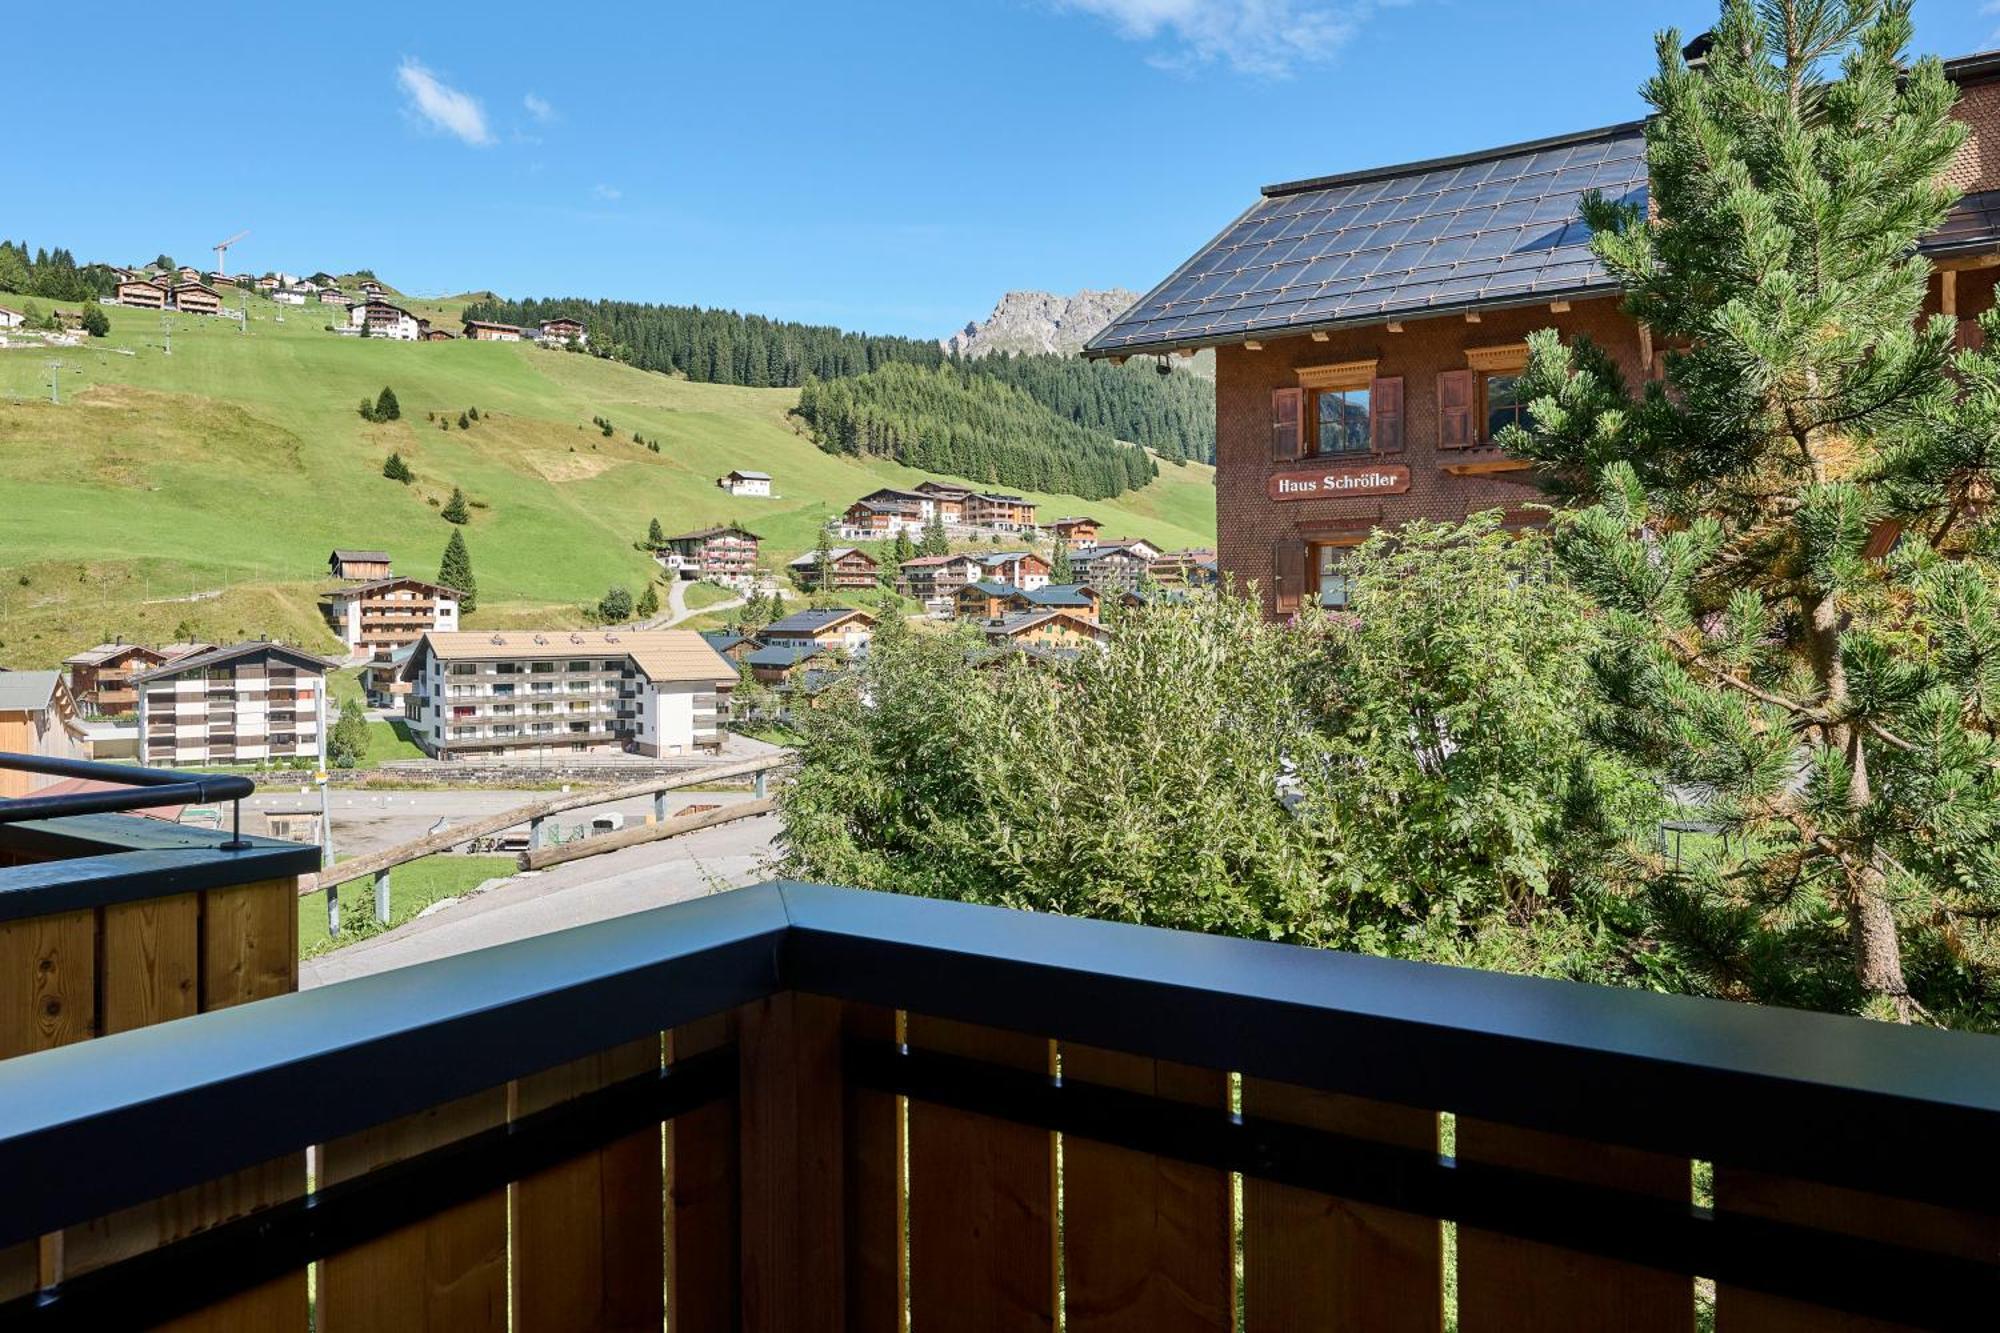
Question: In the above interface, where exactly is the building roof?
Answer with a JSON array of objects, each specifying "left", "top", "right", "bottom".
[
  {"left": 986, "top": 609, "right": 1107, "bottom": 640},
  {"left": 1087, "top": 120, "right": 1651, "bottom": 356},
  {"left": 325, "top": 576, "right": 464, "bottom": 599},
  {"left": 1025, "top": 584, "right": 1096, "bottom": 608},
  {"left": 700, "top": 630, "right": 758, "bottom": 653},
  {"left": 900, "top": 554, "right": 981, "bottom": 569},
  {"left": 724, "top": 469, "right": 772, "bottom": 480},
  {"left": 1049, "top": 516, "right": 1102, "bottom": 527},
  {"left": 664, "top": 525, "right": 762, "bottom": 542},
  {"left": 410, "top": 630, "right": 736, "bottom": 685},
  {"left": 539, "top": 316, "right": 585, "bottom": 327},
  {"left": 787, "top": 547, "right": 876, "bottom": 568},
  {"left": 63, "top": 642, "right": 170, "bottom": 667},
  {"left": 972, "top": 550, "right": 1045, "bottom": 568},
  {"left": 764, "top": 608, "right": 876, "bottom": 636},
  {"left": 1932, "top": 189, "right": 2000, "bottom": 260},
  {"left": 331, "top": 548, "right": 392, "bottom": 564},
  {"left": 462, "top": 319, "right": 524, "bottom": 332},
  {"left": 961, "top": 581, "right": 1020, "bottom": 599},
  {"left": 0, "top": 670, "right": 63, "bottom": 711},
  {"left": 1074, "top": 543, "right": 1151, "bottom": 562},
  {"left": 133, "top": 641, "right": 340, "bottom": 682},
  {"left": 745, "top": 644, "right": 826, "bottom": 669}
]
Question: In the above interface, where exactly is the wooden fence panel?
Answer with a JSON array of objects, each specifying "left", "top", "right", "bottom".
[
  {"left": 1061, "top": 1045, "right": 1232, "bottom": 1333},
  {"left": 844, "top": 1004, "right": 904, "bottom": 1333},
  {"left": 317, "top": 1087, "right": 511, "bottom": 1332},
  {"left": 667, "top": 1012, "right": 739, "bottom": 1332},
  {"left": 906, "top": 1015, "right": 1056, "bottom": 1333},
  {"left": 510, "top": 1036, "right": 665, "bottom": 1333},
  {"left": 1240, "top": 1078, "right": 1442, "bottom": 1333},
  {"left": 1455, "top": 1120, "right": 1691, "bottom": 1333},
  {"left": 1712, "top": 1168, "right": 2000, "bottom": 1333}
]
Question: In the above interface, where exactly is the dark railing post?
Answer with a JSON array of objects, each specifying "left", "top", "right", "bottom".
[
  {"left": 653, "top": 789, "right": 667, "bottom": 825},
  {"left": 326, "top": 882, "right": 341, "bottom": 937},
  {"left": 372, "top": 869, "right": 390, "bottom": 926}
]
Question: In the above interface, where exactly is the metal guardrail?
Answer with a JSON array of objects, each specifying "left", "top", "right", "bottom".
[{"left": 0, "top": 752, "right": 255, "bottom": 848}]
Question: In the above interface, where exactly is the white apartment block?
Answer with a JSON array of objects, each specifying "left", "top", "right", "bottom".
[
  {"left": 402, "top": 630, "right": 737, "bottom": 761},
  {"left": 133, "top": 642, "right": 335, "bottom": 768},
  {"left": 322, "top": 577, "right": 462, "bottom": 654},
  {"left": 350, "top": 300, "right": 422, "bottom": 340}
]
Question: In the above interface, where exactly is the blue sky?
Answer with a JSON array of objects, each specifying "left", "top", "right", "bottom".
[{"left": 14, "top": 2, "right": 1994, "bottom": 337}]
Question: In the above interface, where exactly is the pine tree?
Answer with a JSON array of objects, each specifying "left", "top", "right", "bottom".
[
  {"left": 440, "top": 487, "right": 470, "bottom": 525},
  {"left": 374, "top": 386, "right": 400, "bottom": 421},
  {"left": 382, "top": 452, "right": 414, "bottom": 484},
  {"left": 80, "top": 305, "right": 109, "bottom": 338},
  {"left": 891, "top": 529, "right": 916, "bottom": 568},
  {"left": 920, "top": 513, "right": 948, "bottom": 557},
  {"left": 439, "top": 529, "right": 476, "bottom": 612},
  {"left": 1051, "top": 540, "right": 1075, "bottom": 585},
  {"left": 637, "top": 581, "right": 661, "bottom": 619},
  {"left": 1507, "top": 0, "right": 1988, "bottom": 1022},
  {"left": 648, "top": 516, "right": 665, "bottom": 548},
  {"left": 329, "top": 699, "right": 369, "bottom": 770}
]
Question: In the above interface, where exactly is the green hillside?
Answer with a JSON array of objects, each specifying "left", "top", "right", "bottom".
[{"left": 0, "top": 294, "right": 1214, "bottom": 667}]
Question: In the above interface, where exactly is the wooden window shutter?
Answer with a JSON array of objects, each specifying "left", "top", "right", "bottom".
[
  {"left": 1438, "top": 369, "right": 1475, "bottom": 449},
  {"left": 1370, "top": 376, "right": 1404, "bottom": 452},
  {"left": 1274, "top": 538, "right": 1306, "bottom": 614},
  {"left": 1272, "top": 387, "right": 1303, "bottom": 462}
]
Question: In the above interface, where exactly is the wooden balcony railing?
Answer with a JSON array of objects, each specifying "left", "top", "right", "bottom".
[{"left": 0, "top": 869, "right": 1997, "bottom": 1328}]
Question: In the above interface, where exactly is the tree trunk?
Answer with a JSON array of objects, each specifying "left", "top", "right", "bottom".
[{"left": 1803, "top": 592, "right": 1913, "bottom": 1019}]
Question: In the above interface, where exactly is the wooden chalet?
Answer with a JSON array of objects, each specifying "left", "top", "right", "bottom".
[
  {"left": 760, "top": 608, "right": 875, "bottom": 652},
  {"left": 898, "top": 553, "right": 985, "bottom": 606},
  {"left": 788, "top": 547, "right": 879, "bottom": 592},
  {"left": 982, "top": 608, "right": 1112, "bottom": 651},
  {"left": 115, "top": 278, "right": 169, "bottom": 310},
  {"left": 171, "top": 283, "right": 225, "bottom": 316},
  {"left": 462, "top": 319, "right": 524, "bottom": 342},
  {"left": 329, "top": 548, "right": 393, "bottom": 580}
]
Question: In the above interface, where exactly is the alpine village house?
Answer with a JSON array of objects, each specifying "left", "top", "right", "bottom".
[{"left": 1085, "top": 46, "right": 2000, "bottom": 619}]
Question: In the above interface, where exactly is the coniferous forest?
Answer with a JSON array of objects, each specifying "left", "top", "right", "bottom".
[
  {"left": 0, "top": 241, "right": 119, "bottom": 302},
  {"left": 968, "top": 352, "right": 1214, "bottom": 463},
  {"left": 795, "top": 362, "right": 1159, "bottom": 501}
]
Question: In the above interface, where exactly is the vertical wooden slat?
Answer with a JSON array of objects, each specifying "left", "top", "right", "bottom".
[
  {"left": 667, "top": 1011, "right": 739, "bottom": 1332},
  {"left": 317, "top": 1087, "right": 511, "bottom": 1331},
  {"left": 906, "top": 1015, "right": 1056, "bottom": 1333},
  {"left": 1240, "top": 1079, "right": 1442, "bottom": 1333},
  {"left": 0, "top": 908, "right": 95, "bottom": 1302},
  {"left": 510, "top": 1036, "right": 665, "bottom": 1333},
  {"left": 1455, "top": 1120, "right": 1691, "bottom": 1333},
  {"left": 100, "top": 893, "right": 199, "bottom": 1032},
  {"left": 201, "top": 877, "right": 298, "bottom": 1010},
  {"left": 1062, "top": 1045, "right": 1232, "bottom": 1333},
  {"left": 738, "top": 992, "right": 846, "bottom": 1333},
  {"left": 1712, "top": 1168, "right": 2000, "bottom": 1332},
  {"left": 845, "top": 1004, "right": 905, "bottom": 1333}
]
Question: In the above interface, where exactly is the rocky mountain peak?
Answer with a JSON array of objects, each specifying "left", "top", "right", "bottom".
[{"left": 941, "top": 289, "right": 1140, "bottom": 360}]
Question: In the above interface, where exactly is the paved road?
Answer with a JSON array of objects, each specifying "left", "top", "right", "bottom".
[{"left": 299, "top": 795, "right": 782, "bottom": 987}]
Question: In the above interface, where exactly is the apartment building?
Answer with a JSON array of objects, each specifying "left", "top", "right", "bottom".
[
  {"left": 322, "top": 577, "right": 462, "bottom": 653},
  {"left": 656, "top": 526, "right": 761, "bottom": 589},
  {"left": 401, "top": 630, "right": 737, "bottom": 760},
  {"left": 115, "top": 278, "right": 168, "bottom": 310},
  {"left": 462, "top": 319, "right": 524, "bottom": 341},
  {"left": 350, "top": 301, "right": 422, "bottom": 341},
  {"left": 62, "top": 641, "right": 209, "bottom": 716},
  {"left": 717, "top": 470, "right": 773, "bottom": 497},
  {"left": 1087, "top": 48, "right": 2000, "bottom": 619},
  {"left": 970, "top": 550, "right": 1051, "bottom": 590},
  {"left": 761, "top": 608, "right": 876, "bottom": 653},
  {"left": 1047, "top": 517, "right": 1102, "bottom": 550},
  {"left": 537, "top": 317, "right": 589, "bottom": 346},
  {"left": 134, "top": 642, "right": 336, "bottom": 768},
  {"left": 788, "top": 547, "right": 879, "bottom": 591},
  {"left": 898, "top": 553, "right": 985, "bottom": 609},
  {"left": 964, "top": 492, "right": 1038, "bottom": 531},
  {"left": 171, "top": 283, "right": 226, "bottom": 315},
  {"left": 1070, "top": 542, "right": 1156, "bottom": 592}
]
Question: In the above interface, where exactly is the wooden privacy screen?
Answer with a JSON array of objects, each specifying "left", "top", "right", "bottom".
[{"left": 15, "top": 995, "right": 2000, "bottom": 1330}]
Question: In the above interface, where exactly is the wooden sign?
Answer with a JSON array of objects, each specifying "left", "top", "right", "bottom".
[{"left": 1267, "top": 464, "right": 1410, "bottom": 502}]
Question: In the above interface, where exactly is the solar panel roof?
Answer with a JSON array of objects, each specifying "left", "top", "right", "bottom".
[{"left": 1086, "top": 121, "right": 1650, "bottom": 357}]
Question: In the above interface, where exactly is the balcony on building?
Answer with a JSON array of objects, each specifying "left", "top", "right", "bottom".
[{"left": 0, "top": 754, "right": 1996, "bottom": 1329}]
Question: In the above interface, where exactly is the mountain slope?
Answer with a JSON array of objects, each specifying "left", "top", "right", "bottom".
[
  {"left": 0, "top": 294, "right": 1214, "bottom": 666},
  {"left": 942, "top": 289, "right": 1138, "bottom": 359}
]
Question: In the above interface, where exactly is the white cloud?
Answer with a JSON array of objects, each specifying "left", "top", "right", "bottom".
[
  {"left": 592, "top": 184, "right": 623, "bottom": 201},
  {"left": 1056, "top": 0, "right": 1395, "bottom": 77},
  {"left": 523, "top": 92, "right": 555, "bottom": 123},
  {"left": 396, "top": 58, "right": 493, "bottom": 146}
]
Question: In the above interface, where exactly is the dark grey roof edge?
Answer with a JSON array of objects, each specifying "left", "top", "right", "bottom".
[
  {"left": 1944, "top": 48, "right": 2000, "bottom": 82},
  {"left": 1086, "top": 278, "right": 1624, "bottom": 360},
  {"left": 1082, "top": 194, "right": 1267, "bottom": 358},
  {"left": 1261, "top": 118, "right": 1649, "bottom": 199}
]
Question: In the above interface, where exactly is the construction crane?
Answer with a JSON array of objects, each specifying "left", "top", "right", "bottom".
[{"left": 212, "top": 230, "right": 249, "bottom": 275}]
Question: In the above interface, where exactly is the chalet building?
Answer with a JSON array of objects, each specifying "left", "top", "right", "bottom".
[
  {"left": 115, "top": 278, "right": 169, "bottom": 310},
  {"left": 359, "top": 280, "right": 385, "bottom": 296},
  {"left": 971, "top": 550, "right": 1051, "bottom": 590},
  {"left": 364, "top": 643, "right": 417, "bottom": 705},
  {"left": 1022, "top": 584, "right": 1101, "bottom": 618},
  {"left": 964, "top": 492, "right": 1038, "bottom": 531},
  {"left": 839, "top": 500, "right": 920, "bottom": 539},
  {"left": 0, "top": 306, "right": 24, "bottom": 330},
  {"left": 401, "top": 630, "right": 735, "bottom": 760},
  {"left": 656, "top": 526, "right": 761, "bottom": 589},
  {"left": 209, "top": 273, "right": 240, "bottom": 288},
  {"left": 912, "top": 481, "right": 970, "bottom": 524},
  {"left": 134, "top": 641, "right": 336, "bottom": 769},
  {"left": 761, "top": 608, "right": 875, "bottom": 653},
  {"left": 1087, "top": 48, "right": 2000, "bottom": 620},
  {"left": 699, "top": 630, "right": 763, "bottom": 664},
  {"left": 322, "top": 577, "right": 464, "bottom": 654},
  {"left": 898, "top": 553, "right": 985, "bottom": 609},
  {"left": 956, "top": 581, "right": 1024, "bottom": 621},
  {"left": 718, "top": 469, "right": 774, "bottom": 497},
  {"left": 62, "top": 641, "right": 209, "bottom": 716},
  {"left": 421, "top": 326, "right": 456, "bottom": 341},
  {"left": 745, "top": 643, "right": 826, "bottom": 688},
  {"left": 0, "top": 671, "right": 88, "bottom": 797},
  {"left": 788, "top": 546, "right": 879, "bottom": 592},
  {"left": 254, "top": 276, "right": 278, "bottom": 292},
  {"left": 1151, "top": 549, "right": 1220, "bottom": 586},
  {"left": 318, "top": 289, "right": 348, "bottom": 305},
  {"left": 983, "top": 609, "right": 1112, "bottom": 652},
  {"left": 1070, "top": 543, "right": 1155, "bottom": 592},
  {"left": 537, "top": 317, "right": 589, "bottom": 346},
  {"left": 111, "top": 267, "right": 143, "bottom": 283},
  {"left": 272, "top": 290, "right": 306, "bottom": 306},
  {"left": 329, "top": 548, "right": 393, "bottom": 580},
  {"left": 462, "top": 319, "right": 524, "bottom": 342},
  {"left": 1047, "top": 517, "right": 1102, "bottom": 550},
  {"left": 351, "top": 301, "right": 421, "bottom": 341},
  {"left": 171, "top": 283, "right": 225, "bottom": 316},
  {"left": 176, "top": 266, "right": 201, "bottom": 283}
]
